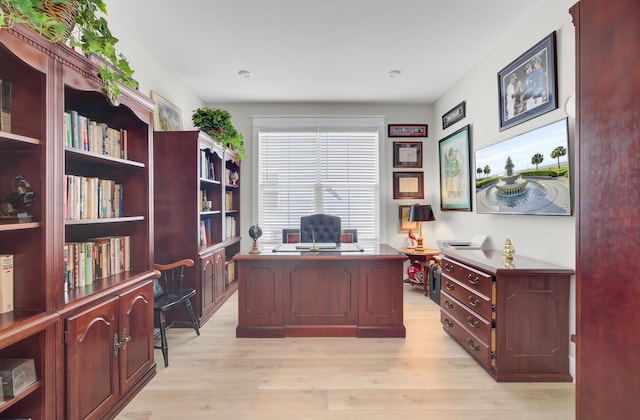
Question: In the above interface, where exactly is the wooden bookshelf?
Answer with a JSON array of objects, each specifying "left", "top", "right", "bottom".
[
  {"left": 154, "top": 131, "right": 240, "bottom": 326},
  {"left": 0, "top": 24, "right": 156, "bottom": 419}
]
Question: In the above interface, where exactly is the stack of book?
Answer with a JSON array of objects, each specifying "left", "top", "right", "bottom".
[
  {"left": 63, "top": 175, "right": 123, "bottom": 220},
  {"left": 63, "top": 236, "right": 130, "bottom": 290},
  {"left": 0, "top": 79, "right": 11, "bottom": 132},
  {"left": 63, "top": 110, "right": 128, "bottom": 159}
]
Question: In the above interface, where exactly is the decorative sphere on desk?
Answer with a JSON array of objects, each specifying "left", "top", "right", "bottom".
[
  {"left": 249, "top": 225, "right": 262, "bottom": 241},
  {"left": 248, "top": 224, "right": 262, "bottom": 254}
]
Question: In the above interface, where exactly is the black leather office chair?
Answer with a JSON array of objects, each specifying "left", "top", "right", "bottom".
[{"left": 300, "top": 214, "right": 341, "bottom": 243}]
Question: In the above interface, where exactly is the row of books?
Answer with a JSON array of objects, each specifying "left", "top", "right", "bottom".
[
  {"left": 64, "top": 110, "right": 128, "bottom": 159},
  {"left": 225, "top": 260, "right": 235, "bottom": 286},
  {"left": 0, "top": 79, "right": 11, "bottom": 132},
  {"left": 200, "top": 219, "right": 212, "bottom": 247},
  {"left": 64, "top": 175, "right": 123, "bottom": 220},
  {"left": 200, "top": 149, "right": 217, "bottom": 181},
  {"left": 225, "top": 216, "right": 237, "bottom": 239},
  {"left": 64, "top": 236, "right": 131, "bottom": 290}
]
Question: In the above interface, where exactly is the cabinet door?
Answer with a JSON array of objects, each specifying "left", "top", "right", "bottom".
[
  {"left": 200, "top": 254, "right": 215, "bottom": 315},
  {"left": 118, "top": 281, "right": 154, "bottom": 395},
  {"left": 65, "top": 297, "right": 120, "bottom": 420},
  {"left": 214, "top": 249, "right": 226, "bottom": 302}
]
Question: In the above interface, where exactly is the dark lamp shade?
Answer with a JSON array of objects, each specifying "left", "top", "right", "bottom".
[{"left": 408, "top": 204, "right": 435, "bottom": 222}]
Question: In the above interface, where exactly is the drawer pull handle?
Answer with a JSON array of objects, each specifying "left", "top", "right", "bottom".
[
  {"left": 468, "top": 296, "right": 480, "bottom": 307},
  {"left": 444, "top": 300, "right": 454, "bottom": 309},
  {"left": 444, "top": 263, "right": 454, "bottom": 273},
  {"left": 467, "top": 339, "right": 480, "bottom": 352},
  {"left": 444, "top": 319, "right": 454, "bottom": 328},
  {"left": 445, "top": 282, "right": 454, "bottom": 292},
  {"left": 468, "top": 274, "right": 479, "bottom": 285},
  {"left": 467, "top": 316, "right": 479, "bottom": 328}
]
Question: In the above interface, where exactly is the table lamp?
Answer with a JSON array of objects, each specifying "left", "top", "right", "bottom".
[{"left": 408, "top": 204, "right": 435, "bottom": 252}]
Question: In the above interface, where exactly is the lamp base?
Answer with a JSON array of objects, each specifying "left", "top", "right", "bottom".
[{"left": 415, "top": 237, "right": 425, "bottom": 252}]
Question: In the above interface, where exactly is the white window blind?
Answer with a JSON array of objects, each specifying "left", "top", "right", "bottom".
[{"left": 256, "top": 118, "right": 381, "bottom": 245}]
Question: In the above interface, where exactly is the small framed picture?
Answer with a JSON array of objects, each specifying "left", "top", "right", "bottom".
[
  {"left": 398, "top": 204, "right": 420, "bottom": 232},
  {"left": 393, "top": 172, "right": 424, "bottom": 200},
  {"left": 151, "top": 90, "right": 183, "bottom": 131},
  {"left": 388, "top": 124, "right": 428, "bottom": 138},
  {"left": 442, "top": 101, "right": 466, "bottom": 130},
  {"left": 393, "top": 141, "right": 422, "bottom": 168}
]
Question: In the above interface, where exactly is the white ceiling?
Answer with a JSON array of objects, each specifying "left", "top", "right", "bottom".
[{"left": 106, "top": 0, "right": 547, "bottom": 104}]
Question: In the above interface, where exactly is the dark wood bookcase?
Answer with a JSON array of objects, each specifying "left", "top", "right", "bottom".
[
  {"left": 0, "top": 24, "right": 157, "bottom": 418},
  {"left": 153, "top": 131, "right": 240, "bottom": 326}
]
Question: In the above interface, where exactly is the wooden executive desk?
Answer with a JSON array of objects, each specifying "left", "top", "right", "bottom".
[{"left": 235, "top": 243, "right": 407, "bottom": 338}]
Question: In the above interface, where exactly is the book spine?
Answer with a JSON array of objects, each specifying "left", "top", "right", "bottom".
[
  {"left": 1, "top": 80, "right": 11, "bottom": 133},
  {"left": 0, "top": 255, "right": 14, "bottom": 314},
  {"left": 70, "top": 110, "right": 80, "bottom": 149}
]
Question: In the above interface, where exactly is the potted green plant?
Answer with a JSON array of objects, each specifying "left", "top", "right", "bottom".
[
  {"left": 192, "top": 107, "right": 246, "bottom": 160},
  {"left": 0, "top": 0, "right": 135, "bottom": 105}
]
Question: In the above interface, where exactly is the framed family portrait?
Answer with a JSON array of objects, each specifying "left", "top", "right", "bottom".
[
  {"left": 393, "top": 141, "right": 422, "bottom": 168},
  {"left": 388, "top": 124, "right": 428, "bottom": 138},
  {"left": 393, "top": 172, "right": 424, "bottom": 200},
  {"left": 438, "top": 125, "right": 472, "bottom": 211},
  {"left": 398, "top": 204, "right": 420, "bottom": 232},
  {"left": 151, "top": 90, "right": 183, "bottom": 131},
  {"left": 497, "top": 31, "right": 558, "bottom": 131}
]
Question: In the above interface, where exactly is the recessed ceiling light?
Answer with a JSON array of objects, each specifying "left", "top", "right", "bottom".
[
  {"left": 388, "top": 69, "right": 402, "bottom": 78},
  {"left": 238, "top": 70, "right": 252, "bottom": 78}
]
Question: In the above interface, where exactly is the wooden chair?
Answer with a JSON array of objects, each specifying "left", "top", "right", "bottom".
[{"left": 153, "top": 258, "right": 200, "bottom": 367}]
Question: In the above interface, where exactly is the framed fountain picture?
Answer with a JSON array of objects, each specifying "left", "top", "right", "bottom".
[
  {"left": 438, "top": 125, "right": 472, "bottom": 211},
  {"left": 475, "top": 118, "right": 571, "bottom": 216}
]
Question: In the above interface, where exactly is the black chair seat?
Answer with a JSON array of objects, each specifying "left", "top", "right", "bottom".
[{"left": 154, "top": 289, "right": 197, "bottom": 311}]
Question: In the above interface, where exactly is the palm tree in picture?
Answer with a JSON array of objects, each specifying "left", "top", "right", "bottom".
[
  {"left": 476, "top": 167, "right": 483, "bottom": 178},
  {"left": 483, "top": 165, "right": 491, "bottom": 179},
  {"left": 551, "top": 146, "right": 567, "bottom": 168},
  {"left": 531, "top": 153, "right": 544, "bottom": 170}
]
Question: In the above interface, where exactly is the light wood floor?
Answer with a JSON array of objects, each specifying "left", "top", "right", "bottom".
[{"left": 116, "top": 285, "right": 575, "bottom": 420}]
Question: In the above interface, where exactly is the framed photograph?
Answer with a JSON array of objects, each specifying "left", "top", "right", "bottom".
[
  {"left": 393, "top": 141, "right": 422, "bottom": 168},
  {"left": 475, "top": 118, "right": 571, "bottom": 216},
  {"left": 393, "top": 172, "right": 424, "bottom": 200},
  {"left": 498, "top": 31, "right": 558, "bottom": 131},
  {"left": 398, "top": 205, "right": 420, "bottom": 232},
  {"left": 438, "top": 125, "right": 472, "bottom": 211},
  {"left": 442, "top": 101, "right": 466, "bottom": 130},
  {"left": 151, "top": 90, "right": 183, "bottom": 131},
  {"left": 388, "top": 124, "right": 428, "bottom": 138}
]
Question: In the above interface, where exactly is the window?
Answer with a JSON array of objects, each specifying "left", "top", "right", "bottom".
[{"left": 254, "top": 116, "right": 383, "bottom": 245}]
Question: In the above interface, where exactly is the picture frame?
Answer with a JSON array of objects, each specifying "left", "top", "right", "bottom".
[
  {"left": 438, "top": 125, "right": 472, "bottom": 211},
  {"left": 393, "top": 172, "right": 424, "bottom": 200},
  {"left": 388, "top": 124, "right": 428, "bottom": 138},
  {"left": 497, "top": 31, "right": 558, "bottom": 131},
  {"left": 442, "top": 101, "right": 466, "bottom": 130},
  {"left": 393, "top": 141, "right": 422, "bottom": 168},
  {"left": 398, "top": 204, "right": 420, "bottom": 232},
  {"left": 151, "top": 90, "right": 183, "bottom": 131}
]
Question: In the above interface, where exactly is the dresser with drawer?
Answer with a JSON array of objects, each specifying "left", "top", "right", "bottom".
[{"left": 439, "top": 249, "right": 573, "bottom": 382}]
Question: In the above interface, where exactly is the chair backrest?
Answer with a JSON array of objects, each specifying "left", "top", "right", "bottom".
[
  {"left": 300, "top": 214, "right": 342, "bottom": 243},
  {"left": 153, "top": 258, "right": 195, "bottom": 296}
]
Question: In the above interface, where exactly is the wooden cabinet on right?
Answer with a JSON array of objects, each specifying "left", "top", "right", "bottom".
[{"left": 440, "top": 249, "right": 573, "bottom": 382}]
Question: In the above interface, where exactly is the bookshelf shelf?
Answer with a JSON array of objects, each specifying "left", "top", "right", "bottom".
[
  {"left": 64, "top": 216, "right": 145, "bottom": 225},
  {"left": 65, "top": 147, "right": 146, "bottom": 168},
  {"left": 0, "top": 131, "right": 41, "bottom": 147},
  {"left": 0, "top": 221, "right": 41, "bottom": 232}
]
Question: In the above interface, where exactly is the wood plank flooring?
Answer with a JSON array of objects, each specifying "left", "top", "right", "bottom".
[{"left": 116, "top": 285, "right": 575, "bottom": 420}]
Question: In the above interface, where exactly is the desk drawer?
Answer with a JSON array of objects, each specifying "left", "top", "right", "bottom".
[
  {"left": 441, "top": 310, "right": 492, "bottom": 369},
  {"left": 441, "top": 257, "right": 493, "bottom": 297},
  {"left": 441, "top": 276, "right": 492, "bottom": 320},
  {"left": 441, "top": 290, "right": 491, "bottom": 343}
]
